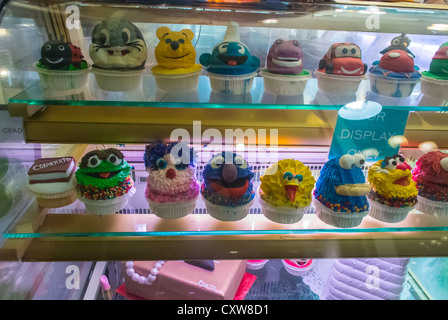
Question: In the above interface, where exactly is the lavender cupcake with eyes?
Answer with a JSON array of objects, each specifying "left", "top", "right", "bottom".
[{"left": 144, "top": 142, "right": 199, "bottom": 219}]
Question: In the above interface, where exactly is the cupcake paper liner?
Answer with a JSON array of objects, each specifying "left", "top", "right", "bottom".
[
  {"left": 416, "top": 195, "right": 448, "bottom": 217},
  {"left": 315, "top": 69, "right": 366, "bottom": 95},
  {"left": 420, "top": 75, "right": 448, "bottom": 100},
  {"left": 282, "top": 259, "right": 314, "bottom": 276},
  {"left": 246, "top": 260, "right": 269, "bottom": 270},
  {"left": 146, "top": 196, "right": 198, "bottom": 219},
  {"left": 260, "top": 69, "right": 311, "bottom": 96},
  {"left": 367, "top": 198, "right": 414, "bottom": 223},
  {"left": 207, "top": 71, "right": 257, "bottom": 95},
  {"left": 79, "top": 187, "right": 136, "bottom": 215},
  {"left": 203, "top": 197, "right": 254, "bottom": 221},
  {"left": 259, "top": 197, "right": 305, "bottom": 224},
  {"left": 36, "top": 192, "right": 78, "bottom": 208},
  {"left": 368, "top": 72, "right": 420, "bottom": 98},
  {"left": 92, "top": 68, "right": 144, "bottom": 92},
  {"left": 313, "top": 198, "right": 368, "bottom": 228},
  {"left": 34, "top": 62, "right": 89, "bottom": 91},
  {"left": 152, "top": 70, "right": 201, "bottom": 94}
]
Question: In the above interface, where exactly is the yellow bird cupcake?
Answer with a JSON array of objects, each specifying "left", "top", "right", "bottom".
[
  {"left": 367, "top": 154, "right": 418, "bottom": 223},
  {"left": 259, "top": 159, "right": 316, "bottom": 224}
]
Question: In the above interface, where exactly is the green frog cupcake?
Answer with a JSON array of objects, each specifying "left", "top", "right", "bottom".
[{"left": 75, "top": 148, "right": 135, "bottom": 214}]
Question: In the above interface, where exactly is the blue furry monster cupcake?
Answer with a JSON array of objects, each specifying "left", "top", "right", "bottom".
[
  {"left": 201, "top": 152, "right": 255, "bottom": 221},
  {"left": 313, "top": 154, "right": 370, "bottom": 228}
]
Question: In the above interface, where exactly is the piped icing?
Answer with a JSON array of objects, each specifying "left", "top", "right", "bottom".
[
  {"left": 38, "top": 39, "right": 88, "bottom": 71},
  {"left": 144, "top": 142, "right": 199, "bottom": 203},
  {"left": 199, "top": 22, "right": 260, "bottom": 76},
  {"left": 413, "top": 151, "right": 448, "bottom": 202},
  {"left": 313, "top": 155, "right": 370, "bottom": 213},
  {"left": 260, "top": 159, "right": 315, "bottom": 208},
  {"left": 75, "top": 148, "right": 134, "bottom": 200},
  {"left": 367, "top": 155, "right": 418, "bottom": 208},
  {"left": 201, "top": 152, "right": 255, "bottom": 207},
  {"left": 151, "top": 27, "right": 202, "bottom": 75}
]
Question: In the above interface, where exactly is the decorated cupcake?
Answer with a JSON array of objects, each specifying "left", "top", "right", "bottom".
[
  {"left": 259, "top": 159, "right": 315, "bottom": 224},
  {"left": 143, "top": 142, "right": 199, "bottom": 219},
  {"left": 27, "top": 156, "right": 77, "bottom": 208},
  {"left": 34, "top": 37, "right": 89, "bottom": 90},
  {"left": 151, "top": 27, "right": 202, "bottom": 94},
  {"left": 75, "top": 148, "right": 135, "bottom": 214},
  {"left": 412, "top": 151, "right": 448, "bottom": 216},
  {"left": 201, "top": 152, "right": 255, "bottom": 221},
  {"left": 199, "top": 22, "right": 260, "bottom": 95},
  {"left": 282, "top": 259, "right": 314, "bottom": 276},
  {"left": 420, "top": 42, "right": 448, "bottom": 100},
  {"left": 313, "top": 154, "right": 370, "bottom": 228},
  {"left": 90, "top": 19, "right": 147, "bottom": 91},
  {"left": 259, "top": 39, "right": 311, "bottom": 96},
  {"left": 369, "top": 34, "right": 421, "bottom": 97},
  {"left": 367, "top": 154, "right": 418, "bottom": 223},
  {"left": 315, "top": 43, "right": 368, "bottom": 95}
]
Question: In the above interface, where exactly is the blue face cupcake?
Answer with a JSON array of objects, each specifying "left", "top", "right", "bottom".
[
  {"left": 313, "top": 154, "right": 370, "bottom": 228},
  {"left": 201, "top": 152, "right": 255, "bottom": 221}
]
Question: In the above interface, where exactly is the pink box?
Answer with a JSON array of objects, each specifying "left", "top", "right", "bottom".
[{"left": 122, "top": 260, "right": 247, "bottom": 300}]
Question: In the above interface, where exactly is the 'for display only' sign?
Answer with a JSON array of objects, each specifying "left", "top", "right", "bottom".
[{"left": 328, "top": 108, "right": 410, "bottom": 162}]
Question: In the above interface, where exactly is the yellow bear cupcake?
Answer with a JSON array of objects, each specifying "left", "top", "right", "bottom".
[
  {"left": 151, "top": 27, "right": 202, "bottom": 93},
  {"left": 259, "top": 159, "right": 316, "bottom": 224}
]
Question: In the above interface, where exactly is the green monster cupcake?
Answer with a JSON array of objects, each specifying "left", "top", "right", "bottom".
[
  {"left": 75, "top": 148, "right": 135, "bottom": 214},
  {"left": 420, "top": 42, "right": 448, "bottom": 100}
]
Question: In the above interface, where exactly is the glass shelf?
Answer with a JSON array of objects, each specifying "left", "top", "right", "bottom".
[{"left": 8, "top": 74, "right": 448, "bottom": 112}]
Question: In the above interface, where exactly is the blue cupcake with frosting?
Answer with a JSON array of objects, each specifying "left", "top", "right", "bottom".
[
  {"left": 313, "top": 154, "right": 370, "bottom": 228},
  {"left": 201, "top": 152, "right": 255, "bottom": 221}
]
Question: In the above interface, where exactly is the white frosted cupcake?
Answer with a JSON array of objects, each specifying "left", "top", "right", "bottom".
[
  {"left": 201, "top": 152, "right": 255, "bottom": 222},
  {"left": 89, "top": 19, "right": 147, "bottom": 92},
  {"left": 144, "top": 142, "right": 199, "bottom": 219},
  {"left": 258, "top": 159, "right": 315, "bottom": 224}
]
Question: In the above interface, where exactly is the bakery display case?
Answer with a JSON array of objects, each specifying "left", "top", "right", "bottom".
[{"left": 1, "top": 0, "right": 448, "bottom": 300}]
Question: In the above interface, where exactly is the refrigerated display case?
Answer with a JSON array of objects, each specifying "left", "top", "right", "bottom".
[{"left": 0, "top": 0, "right": 448, "bottom": 300}]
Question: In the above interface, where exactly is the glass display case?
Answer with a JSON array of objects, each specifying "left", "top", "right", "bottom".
[{"left": 0, "top": 0, "right": 448, "bottom": 300}]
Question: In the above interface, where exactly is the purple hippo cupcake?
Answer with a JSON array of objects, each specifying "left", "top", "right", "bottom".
[{"left": 260, "top": 39, "right": 311, "bottom": 96}]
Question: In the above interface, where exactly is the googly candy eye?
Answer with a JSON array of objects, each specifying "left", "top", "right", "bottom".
[
  {"left": 294, "top": 174, "right": 303, "bottom": 183},
  {"left": 107, "top": 153, "right": 122, "bottom": 166},
  {"left": 283, "top": 172, "right": 294, "bottom": 182},
  {"left": 353, "top": 154, "right": 365, "bottom": 168},
  {"left": 210, "top": 155, "right": 224, "bottom": 169},
  {"left": 156, "top": 158, "right": 167, "bottom": 170},
  {"left": 441, "top": 157, "right": 448, "bottom": 172},
  {"left": 339, "top": 154, "right": 355, "bottom": 170},
  {"left": 87, "top": 155, "right": 102, "bottom": 168},
  {"left": 234, "top": 155, "right": 247, "bottom": 169}
]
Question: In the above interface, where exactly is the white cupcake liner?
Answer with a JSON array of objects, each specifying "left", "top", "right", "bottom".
[
  {"left": 152, "top": 69, "right": 201, "bottom": 94},
  {"left": 313, "top": 198, "right": 368, "bottom": 228},
  {"left": 416, "top": 195, "right": 448, "bottom": 217},
  {"left": 282, "top": 259, "right": 314, "bottom": 276},
  {"left": 207, "top": 71, "right": 257, "bottom": 95},
  {"left": 420, "top": 75, "right": 448, "bottom": 100},
  {"left": 315, "top": 69, "right": 366, "bottom": 95},
  {"left": 246, "top": 260, "right": 269, "bottom": 270},
  {"left": 368, "top": 72, "right": 420, "bottom": 98},
  {"left": 146, "top": 196, "right": 198, "bottom": 219},
  {"left": 260, "top": 69, "right": 311, "bottom": 96},
  {"left": 92, "top": 67, "right": 144, "bottom": 92},
  {"left": 367, "top": 198, "right": 414, "bottom": 223},
  {"left": 203, "top": 197, "right": 254, "bottom": 221},
  {"left": 79, "top": 187, "right": 136, "bottom": 215},
  {"left": 259, "top": 197, "right": 305, "bottom": 224},
  {"left": 34, "top": 62, "right": 89, "bottom": 91}
]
